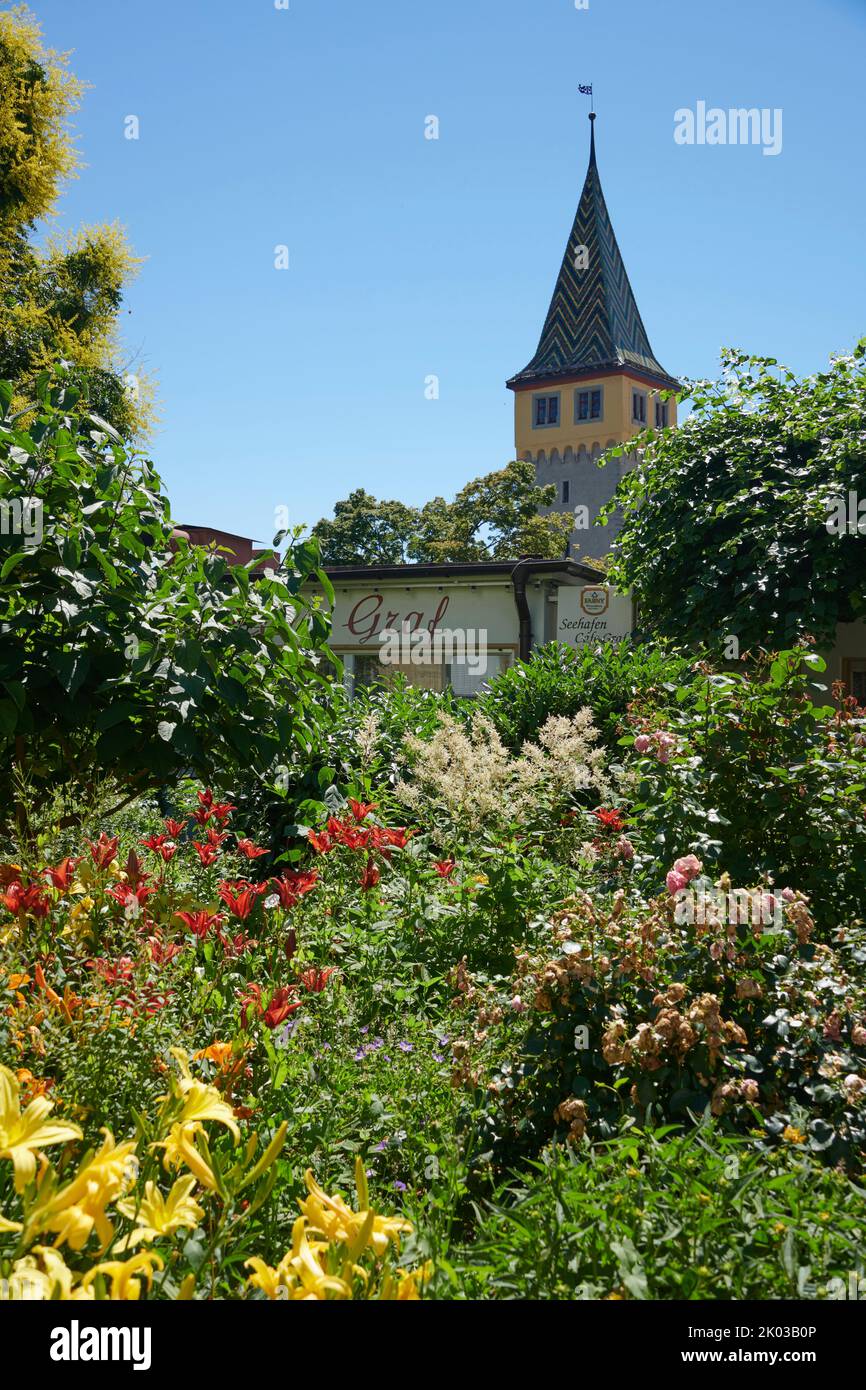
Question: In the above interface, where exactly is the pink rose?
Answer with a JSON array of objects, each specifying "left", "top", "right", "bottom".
[
  {"left": 616, "top": 836, "right": 635, "bottom": 861},
  {"left": 780, "top": 887, "right": 796, "bottom": 902},
  {"left": 666, "top": 869, "right": 689, "bottom": 895},
  {"left": 634, "top": 734, "right": 651, "bottom": 754},
  {"left": 673, "top": 855, "right": 702, "bottom": 882}
]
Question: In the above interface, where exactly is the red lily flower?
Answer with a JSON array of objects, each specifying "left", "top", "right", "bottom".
[
  {"left": 269, "top": 870, "right": 318, "bottom": 909},
  {"left": 2, "top": 883, "right": 51, "bottom": 917},
  {"left": 164, "top": 818, "right": 187, "bottom": 838},
  {"left": 141, "top": 835, "right": 178, "bottom": 862},
  {"left": 238, "top": 983, "right": 262, "bottom": 1029},
  {"left": 86, "top": 956, "right": 136, "bottom": 985},
  {"left": 212, "top": 802, "right": 236, "bottom": 824},
  {"left": 380, "top": 826, "right": 411, "bottom": 849},
  {"left": 193, "top": 842, "right": 219, "bottom": 867},
  {"left": 264, "top": 986, "right": 302, "bottom": 1029},
  {"left": 298, "top": 966, "right": 335, "bottom": 993},
  {"left": 0, "top": 864, "right": 22, "bottom": 889},
  {"left": 205, "top": 826, "right": 229, "bottom": 847},
  {"left": 218, "top": 929, "right": 255, "bottom": 960},
  {"left": 140, "top": 834, "right": 167, "bottom": 852},
  {"left": 108, "top": 882, "right": 157, "bottom": 909},
  {"left": 42, "top": 857, "right": 81, "bottom": 890},
  {"left": 147, "top": 935, "right": 183, "bottom": 965},
  {"left": 306, "top": 829, "right": 333, "bottom": 855},
  {"left": 198, "top": 788, "right": 214, "bottom": 809},
  {"left": 218, "top": 883, "right": 260, "bottom": 920},
  {"left": 86, "top": 833, "right": 119, "bottom": 869},
  {"left": 348, "top": 799, "right": 376, "bottom": 822},
  {"left": 593, "top": 808, "right": 625, "bottom": 834},
  {"left": 236, "top": 839, "right": 268, "bottom": 860},
  {"left": 359, "top": 859, "right": 380, "bottom": 891},
  {"left": 327, "top": 818, "right": 369, "bottom": 851},
  {"left": 192, "top": 806, "right": 213, "bottom": 826},
  {"left": 434, "top": 859, "right": 456, "bottom": 878},
  {"left": 175, "top": 909, "right": 224, "bottom": 941},
  {"left": 122, "top": 850, "right": 151, "bottom": 890}
]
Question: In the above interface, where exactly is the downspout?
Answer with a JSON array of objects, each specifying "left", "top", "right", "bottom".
[{"left": 510, "top": 561, "right": 533, "bottom": 662}]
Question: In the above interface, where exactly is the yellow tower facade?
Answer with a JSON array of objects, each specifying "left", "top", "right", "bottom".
[{"left": 508, "top": 113, "right": 679, "bottom": 550}]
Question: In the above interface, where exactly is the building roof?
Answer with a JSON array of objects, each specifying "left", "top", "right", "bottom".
[
  {"left": 323, "top": 558, "right": 605, "bottom": 585},
  {"left": 507, "top": 115, "right": 678, "bottom": 392}
]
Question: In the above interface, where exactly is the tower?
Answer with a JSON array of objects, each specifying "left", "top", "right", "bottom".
[{"left": 507, "top": 112, "right": 679, "bottom": 555}]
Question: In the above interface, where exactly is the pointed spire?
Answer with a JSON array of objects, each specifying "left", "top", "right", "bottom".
[{"left": 508, "top": 114, "right": 677, "bottom": 391}]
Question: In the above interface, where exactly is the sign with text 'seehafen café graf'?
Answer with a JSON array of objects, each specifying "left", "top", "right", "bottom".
[{"left": 556, "top": 584, "right": 633, "bottom": 649}]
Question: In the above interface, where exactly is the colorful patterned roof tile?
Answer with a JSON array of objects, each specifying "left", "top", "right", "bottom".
[{"left": 508, "top": 116, "right": 678, "bottom": 391}]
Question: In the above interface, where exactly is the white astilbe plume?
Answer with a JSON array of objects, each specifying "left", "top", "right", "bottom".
[
  {"left": 395, "top": 707, "right": 610, "bottom": 835},
  {"left": 355, "top": 711, "right": 381, "bottom": 767},
  {"left": 515, "top": 709, "right": 612, "bottom": 808},
  {"left": 395, "top": 712, "right": 512, "bottom": 833}
]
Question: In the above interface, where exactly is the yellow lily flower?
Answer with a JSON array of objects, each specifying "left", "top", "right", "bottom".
[
  {"left": 171, "top": 1082, "right": 240, "bottom": 1140},
  {"left": 0, "top": 1247, "right": 93, "bottom": 1301},
  {"left": 382, "top": 1261, "right": 434, "bottom": 1300},
  {"left": 246, "top": 1217, "right": 351, "bottom": 1300},
  {"left": 0, "top": 1063, "right": 83, "bottom": 1192},
  {"left": 160, "top": 1049, "right": 240, "bottom": 1140},
  {"left": 0, "top": 1211, "right": 22, "bottom": 1233},
  {"left": 245, "top": 1255, "right": 286, "bottom": 1300},
  {"left": 152, "top": 1122, "right": 219, "bottom": 1191},
  {"left": 80, "top": 1250, "right": 163, "bottom": 1300},
  {"left": 116, "top": 1175, "right": 204, "bottom": 1248},
  {"left": 38, "top": 1130, "right": 138, "bottom": 1251},
  {"left": 299, "top": 1159, "right": 412, "bottom": 1259}
]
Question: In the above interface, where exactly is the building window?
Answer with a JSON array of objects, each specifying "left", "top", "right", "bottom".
[
  {"left": 562, "top": 479, "right": 570, "bottom": 505},
  {"left": 575, "top": 387, "right": 603, "bottom": 422},
  {"left": 655, "top": 400, "right": 669, "bottom": 428},
  {"left": 533, "top": 394, "right": 560, "bottom": 428},
  {"left": 632, "top": 389, "right": 647, "bottom": 424},
  {"left": 845, "top": 659, "right": 866, "bottom": 707}
]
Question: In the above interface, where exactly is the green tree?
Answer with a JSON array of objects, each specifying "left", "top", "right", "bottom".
[
  {"left": 602, "top": 344, "right": 866, "bottom": 652},
  {"left": 311, "top": 462, "right": 572, "bottom": 565},
  {"left": 311, "top": 489, "right": 420, "bottom": 565},
  {"left": 0, "top": 5, "right": 148, "bottom": 436},
  {"left": 0, "top": 368, "right": 333, "bottom": 829},
  {"left": 412, "top": 461, "right": 571, "bottom": 562}
]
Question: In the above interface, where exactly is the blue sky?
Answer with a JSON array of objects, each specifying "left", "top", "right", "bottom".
[{"left": 28, "top": 0, "right": 866, "bottom": 543}]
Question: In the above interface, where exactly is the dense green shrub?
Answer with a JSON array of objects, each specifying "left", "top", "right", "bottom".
[
  {"left": 464, "top": 877, "right": 866, "bottom": 1172},
  {"left": 443, "top": 1125, "right": 865, "bottom": 1300},
  {"left": 0, "top": 368, "right": 333, "bottom": 830},
  {"left": 477, "top": 639, "right": 696, "bottom": 752},
  {"left": 622, "top": 648, "right": 866, "bottom": 931},
  {"left": 223, "top": 676, "right": 455, "bottom": 858}
]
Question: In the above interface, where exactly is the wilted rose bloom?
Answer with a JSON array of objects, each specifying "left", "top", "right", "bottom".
[
  {"left": 510, "top": 995, "right": 526, "bottom": 1013},
  {"left": 844, "top": 1074, "right": 865, "bottom": 1099},
  {"left": 851, "top": 1024, "right": 866, "bottom": 1047},
  {"left": 616, "top": 836, "right": 634, "bottom": 861},
  {"left": 741, "top": 1079, "right": 759, "bottom": 1102}
]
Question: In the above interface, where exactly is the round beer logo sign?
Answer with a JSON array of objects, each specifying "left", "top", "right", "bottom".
[{"left": 579, "top": 586, "right": 609, "bottom": 616}]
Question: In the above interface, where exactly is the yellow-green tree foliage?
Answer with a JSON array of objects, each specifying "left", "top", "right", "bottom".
[{"left": 0, "top": 4, "right": 150, "bottom": 435}]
